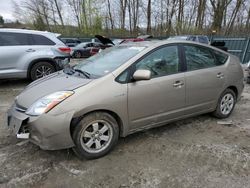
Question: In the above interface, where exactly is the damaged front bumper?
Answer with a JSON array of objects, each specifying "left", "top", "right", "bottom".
[
  {"left": 54, "top": 57, "right": 70, "bottom": 70},
  {"left": 6, "top": 103, "right": 75, "bottom": 150}
]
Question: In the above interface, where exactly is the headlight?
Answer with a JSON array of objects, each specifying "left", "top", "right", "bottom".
[{"left": 26, "top": 91, "right": 74, "bottom": 116}]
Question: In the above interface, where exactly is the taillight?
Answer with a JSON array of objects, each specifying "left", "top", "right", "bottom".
[
  {"left": 90, "top": 48, "right": 99, "bottom": 55},
  {"left": 58, "top": 47, "right": 71, "bottom": 54}
]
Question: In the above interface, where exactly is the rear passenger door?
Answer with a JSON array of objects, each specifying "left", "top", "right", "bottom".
[
  {"left": 183, "top": 44, "right": 227, "bottom": 113},
  {"left": 0, "top": 32, "right": 32, "bottom": 72}
]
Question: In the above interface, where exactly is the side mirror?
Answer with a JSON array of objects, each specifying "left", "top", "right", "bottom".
[{"left": 133, "top": 70, "right": 151, "bottom": 81}]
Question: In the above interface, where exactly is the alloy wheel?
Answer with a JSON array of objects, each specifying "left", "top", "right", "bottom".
[
  {"left": 80, "top": 120, "right": 113, "bottom": 154},
  {"left": 220, "top": 93, "right": 234, "bottom": 115}
]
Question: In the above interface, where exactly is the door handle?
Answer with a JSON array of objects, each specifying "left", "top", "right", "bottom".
[
  {"left": 26, "top": 49, "right": 36, "bottom": 52},
  {"left": 217, "top": 72, "right": 224, "bottom": 79},
  {"left": 173, "top": 81, "right": 184, "bottom": 88}
]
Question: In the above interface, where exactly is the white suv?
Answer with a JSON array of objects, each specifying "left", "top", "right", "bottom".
[{"left": 0, "top": 29, "right": 71, "bottom": 80}]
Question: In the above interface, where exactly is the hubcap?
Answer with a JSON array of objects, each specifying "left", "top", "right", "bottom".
[
  {"left": 75, "top": 52, "right": 81, "bottom": 58},
  {"left": 80, "top": 120, "right": 113, "bottom": 153},
  {"left": 36, "top": 65, "right": 52, "bottom": 78},
  {"left": 220, "top": 93, "right": 234, "bottom": 115}
]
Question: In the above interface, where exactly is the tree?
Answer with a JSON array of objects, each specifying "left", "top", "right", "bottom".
[
  {"left": 146, "top": 0, "right": 151, "bottom": 34},
  {"left": 0, "top": 15, "right": 4, "bottom": 25},
  {"left": 210, "top": 0, "right": 232, "bottom": 33}
]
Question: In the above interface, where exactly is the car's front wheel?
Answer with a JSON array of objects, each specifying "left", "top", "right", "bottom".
[
  {"left": 212, "top": 89, "right": 236, "bottom": 118},
  {"left": 30, "top": 62, "right": 55, "bottom": 81},
  {"left": 72, "top": 112, "right": 119, "bottom": 159}
]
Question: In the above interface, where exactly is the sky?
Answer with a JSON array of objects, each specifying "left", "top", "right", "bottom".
[{"left": 0, "top": 0, "right": 16, "bottom": 21}]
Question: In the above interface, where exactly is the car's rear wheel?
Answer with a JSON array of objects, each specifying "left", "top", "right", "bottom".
[
  {"left": 72, "top": 112, "right": 119, "bottom": 159},
  {"left": 212, "top": 89, "right": 236, "bottom": 118},
  {"left": 30, "top": 62, "right": 55, "bottom": 81},
  {"left": 74, "top": 51, "right": 82, "bottom": 58}
]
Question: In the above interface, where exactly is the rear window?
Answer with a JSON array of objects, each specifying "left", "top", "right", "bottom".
[
  {"left": 212, "top": 50, "right": 228, "bottom": 65},
  {"left": 31, "top": 34, "right": 55, "bottom": 45},
  {"left": 0, "top": 32, "right": 31, "bottom": 46}
]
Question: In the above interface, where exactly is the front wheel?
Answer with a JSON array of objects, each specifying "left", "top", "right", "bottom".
[
  {"left": 212, "top": 89, "right": 236, "bottom": 119},
  {"left": 72, "top": 112, "right": 119, "bottom": 159},
  {"left": 30, "top": 62, "right": 55, "bottom": 81}
]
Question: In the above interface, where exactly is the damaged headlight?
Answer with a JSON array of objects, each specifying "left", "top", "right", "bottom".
[{"left": 26, "top": 91, "right": 74, "bottom": 116}]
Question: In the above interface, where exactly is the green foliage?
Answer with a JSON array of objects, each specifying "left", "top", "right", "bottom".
[{"left": 33, "top": 16, "right": 47, "bottom": 31}]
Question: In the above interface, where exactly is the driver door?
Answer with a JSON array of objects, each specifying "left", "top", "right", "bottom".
[{"left": 127, "top": 45, "right": 186, "bottom": 130}]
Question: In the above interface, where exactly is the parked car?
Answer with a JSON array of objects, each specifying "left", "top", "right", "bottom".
[
  {"left": 60, "top": 38, "right": 81, "bottom": 47},
  {"left": 70, "top": 42, "right": 110, "bottom": 58},
  {"left": 0, "top": 29, "right": 71, "bottom": 80},
  {"left": 247, "top": 61, "right": 250, "bottom": 84},
  {"left": 7, "top": 40, "right": 244, "bottom": 159},
  {"left": 168, "top": 35, "right": 210, "bottom": 44}
]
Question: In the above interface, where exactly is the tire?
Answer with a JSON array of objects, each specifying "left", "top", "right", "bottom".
[
  {"left": 30, "top": 62, "right": 56, "bottom": 81},
  {"left": 72, "top": 112, "right": 119, "bottom": 160},
  {"left": 74, "top": 51, "right": 82, "bottom": 58},
  {"left": 212, "top": 89, "right": 236, "bottom": 119}
]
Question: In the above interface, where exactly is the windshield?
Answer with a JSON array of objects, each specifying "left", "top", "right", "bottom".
[{"left": 74, "top": 46, "right": 146, "bottom": 77}]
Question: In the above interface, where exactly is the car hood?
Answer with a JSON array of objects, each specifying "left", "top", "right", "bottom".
[
  {"left": 95, "top": 35, "right": 114, "bottom": 45},
  {"left": 16, "top": 71, "right": 92, "bottom": 109}
]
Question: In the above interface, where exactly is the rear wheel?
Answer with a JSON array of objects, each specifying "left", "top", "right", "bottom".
[
  {"left": 212, "top": 89, "right": 236, "bottom": 118},
  {"left": 30, "top": 62, "right": 55, "bottom": 81},
  {"left": 74, "top": 51, "right": 82, "bottom": 58},
  {"left": 72, "top": 112, "right": 119, "bottom": 159}
]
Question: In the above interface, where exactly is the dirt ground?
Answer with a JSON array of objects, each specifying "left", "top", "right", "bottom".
[{"left": 0, "top": 67, "right": 250, "bottom": 188}]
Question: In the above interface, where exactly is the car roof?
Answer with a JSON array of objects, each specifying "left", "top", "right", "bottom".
[
  {"left": 0, "top": 28, "right": 59, "bottom": 36},
  {"left": 119, "top": 40, "right": 230, "bottom": 55}
]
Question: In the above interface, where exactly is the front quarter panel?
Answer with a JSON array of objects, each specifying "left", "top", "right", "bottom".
[{"left": 49, "top": 75, "right": 129, "bottom": 136}]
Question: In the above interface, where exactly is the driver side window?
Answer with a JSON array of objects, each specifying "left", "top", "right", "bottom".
[{"left": 135, "top": 45, "right": 179, "bottom": 78}]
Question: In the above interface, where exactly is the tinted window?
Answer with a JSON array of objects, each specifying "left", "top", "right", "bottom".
[
  {"left": 31, "top": 34, "right": 55, "bottom": 45},
  {"left": 212, "top": 50, "right": 228, "bottom": 65},
  {"left": 0, "top": 32, "right": 31, "bottom": 46},
  {"left": 184, "top": 45, "right": 217, "bottom": 71},
  {"left": 116, "top": 70, "right": 129, "bottom": 83},
  {"left": 135, "top": 45, "right": 179, "bottom": 78}
]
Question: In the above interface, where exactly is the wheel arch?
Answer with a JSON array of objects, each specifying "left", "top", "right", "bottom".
[
  {"left": 70, "top": 109, "right": 125, "bottom": 138},
  {"left": 227, "top": 85, "right": 238, "bottom": 99},
  {"left": 27, "top": 58, "right": 57, "bottom": 79}
]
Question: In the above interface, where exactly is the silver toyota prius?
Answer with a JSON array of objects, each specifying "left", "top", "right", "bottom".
[{"left": 7, "top": 40, "right": 244, "bottom": 159}]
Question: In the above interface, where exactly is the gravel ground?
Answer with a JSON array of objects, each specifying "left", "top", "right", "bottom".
[{"left": 0, "top": 65, "right": 250, "bottom": 188}]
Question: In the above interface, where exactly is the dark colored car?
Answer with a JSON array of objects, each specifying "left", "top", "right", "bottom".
[
  {"left": 71, "top": 42, "right": 108, "bottom": 58},
  {"left": 61, "top": 38, "right": 81, "bottom": 47},
  {"left": 71, "top": 35, "right": 114, "bottom": 58}
]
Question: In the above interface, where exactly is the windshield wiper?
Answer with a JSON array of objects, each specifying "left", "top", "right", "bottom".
[{"left": 74, "top": 68, "right": 91, "bottom": 78}]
